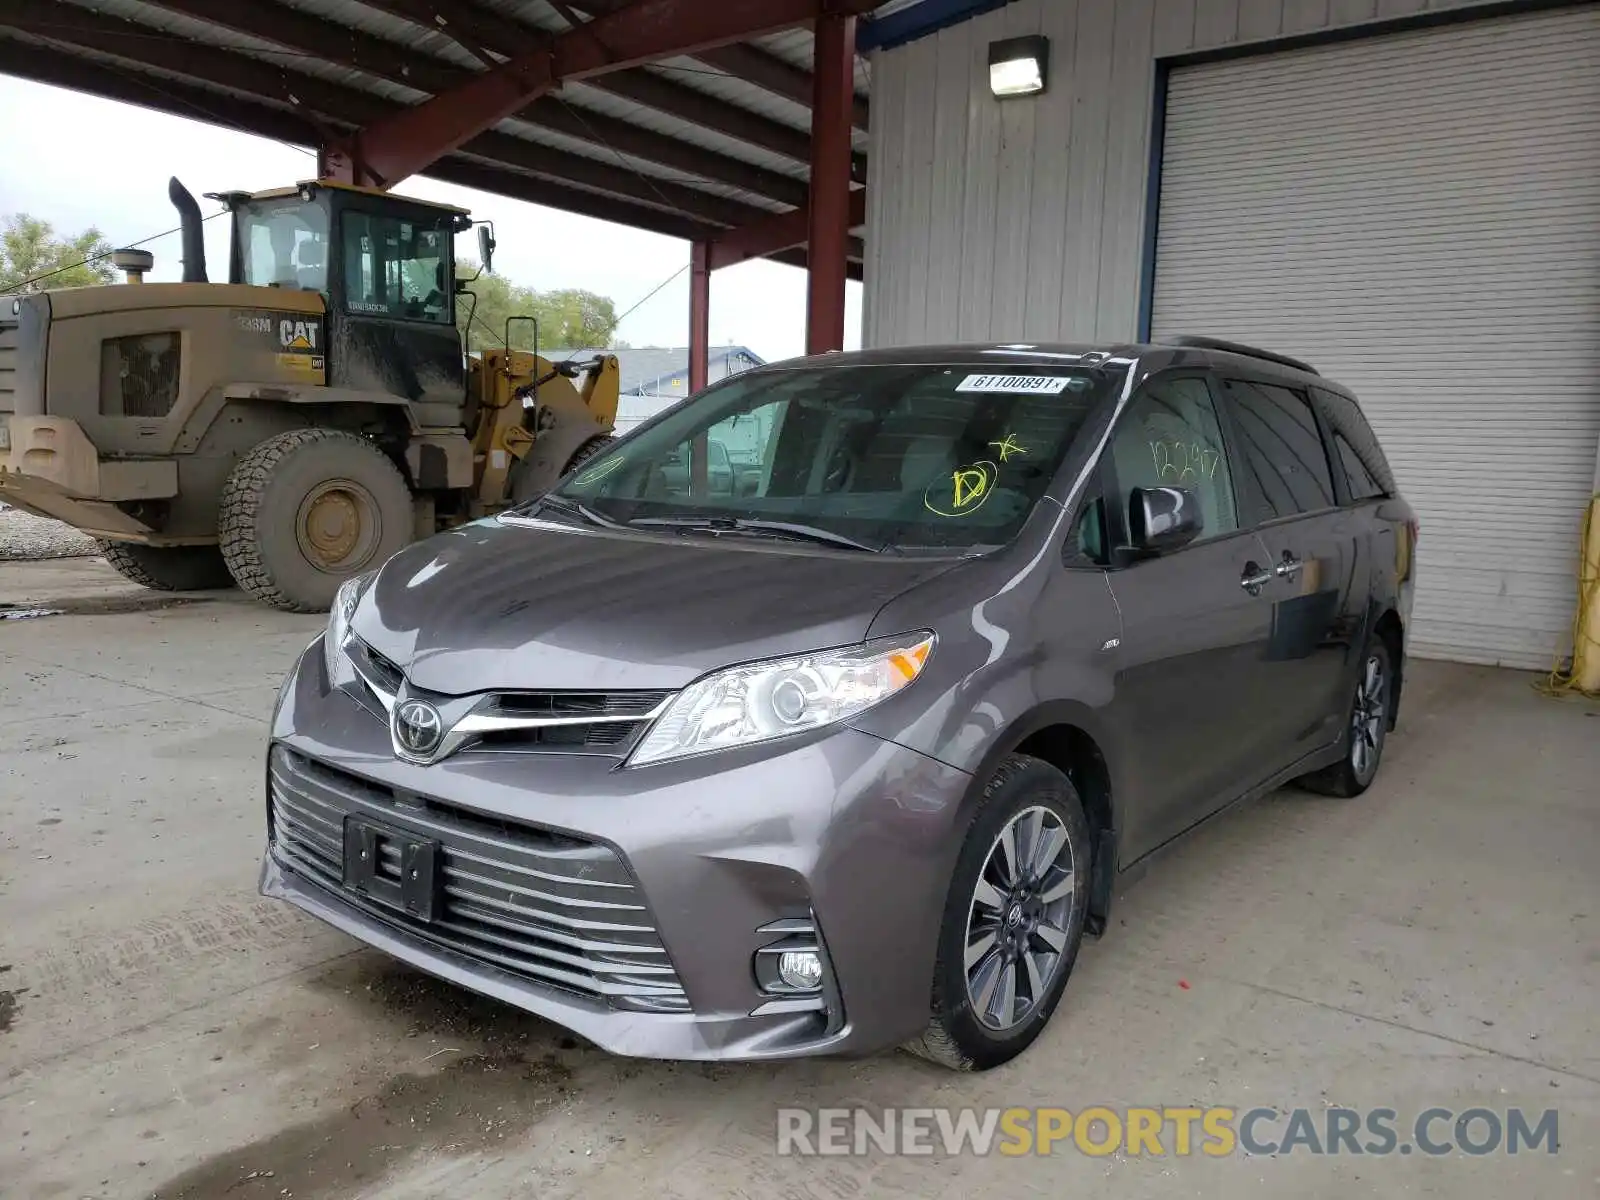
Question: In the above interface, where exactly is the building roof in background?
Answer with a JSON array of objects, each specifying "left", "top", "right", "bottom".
[
  {"left": 548, "top": 345, "right": 765, "bottom": 395},
  {"left": 0, "top": 0, "right": 874, "bottom": 273}
]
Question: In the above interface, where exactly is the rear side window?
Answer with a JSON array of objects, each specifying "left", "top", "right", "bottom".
[
  {"left": 1314, "top": 387, "right": 1394, "bottom": 501},
  {"left": 1220, "top": 379, "right": 1336, "bottom": 521}
]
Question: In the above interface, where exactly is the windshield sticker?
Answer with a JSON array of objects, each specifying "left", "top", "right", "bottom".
[
  {"left": 574, "top": 456, "right": 627, "bottom": 487},
  {"left": 924, "top": 460, "right": 998, "bottom": 517},
  {"left": 988, "top": 433, "right": 1030, "bottom": 462},
  {"left": 955, "top": 374, "right": 1074, "bottom": 395}
]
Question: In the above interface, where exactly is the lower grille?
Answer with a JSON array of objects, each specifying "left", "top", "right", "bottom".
[{"left": 268, "top": 745, "right": 688, "bottom": 1012}]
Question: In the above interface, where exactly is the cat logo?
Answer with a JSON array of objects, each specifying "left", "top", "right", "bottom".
[{"left": 279, "top": 319, "right": 319, "bottom": 351}]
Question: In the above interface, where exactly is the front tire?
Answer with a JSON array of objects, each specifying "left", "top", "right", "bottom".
[
  {"left": 563, "top": 434, "right": 616, "bottom": 476},
  {"left": 1297, "top": 639, "right": 1393, "bottom": 797},
  {"left": 905, "top": 755, "right": 1091, "bottom": 1071},
  {"left": 97, "top": 541, "right": 234, "bottom": 592},
  {"left": 219, "top": 429, "right": 414, "bottom": 612}
]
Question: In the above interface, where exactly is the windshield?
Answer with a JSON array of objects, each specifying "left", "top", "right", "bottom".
[
  {"left": 551, "top": 363, "right": 1115, "bottom": 551},
  {"left": 236, "top": 198, "right": 329, "bottom": 292}
]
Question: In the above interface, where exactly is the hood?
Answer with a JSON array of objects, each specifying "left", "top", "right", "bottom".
[{"left": 351, "top": 517, "right": 961, "bottom": 693}]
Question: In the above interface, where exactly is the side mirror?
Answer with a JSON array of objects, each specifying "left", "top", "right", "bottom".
[
  {"left": 1129, "top": 486, "right": 1202, "bottom": 553},
  {"left": 477, "top": 223, "right": 496, "bottom": 274}
]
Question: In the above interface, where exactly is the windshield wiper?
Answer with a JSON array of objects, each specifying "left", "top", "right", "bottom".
[
  {"left": 526, "top": 492, "right": 628, "bottom": 530},
  {"left": 630, "top": 515, "right": 885, "bottom": 553}
]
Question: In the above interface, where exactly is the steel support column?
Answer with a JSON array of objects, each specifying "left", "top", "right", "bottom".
[
  {"left": 688, "top": 239, "right": 712, "bottom": 496},
  {"left": 689, "top": 240, "right": 712, "bottom": 394},
  {"left": 805, "top": 12, "right": 856, "bottom": 355}
]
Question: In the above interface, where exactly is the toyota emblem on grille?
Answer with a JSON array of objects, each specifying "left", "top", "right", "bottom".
[{"left": 394, "top": 698, "right": 444, "bottom": 758}]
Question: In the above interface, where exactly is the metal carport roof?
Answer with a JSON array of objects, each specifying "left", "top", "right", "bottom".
[{"left": 0, "top": 0, "right": 899, "bottom": 275}]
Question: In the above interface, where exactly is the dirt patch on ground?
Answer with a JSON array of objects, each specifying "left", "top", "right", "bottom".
[
  {"left": 150, "top": 1047, "right": 574, "bottom": 1200},
  {"left": 0, "top": 594, "right": 216, "bottom": 618}
]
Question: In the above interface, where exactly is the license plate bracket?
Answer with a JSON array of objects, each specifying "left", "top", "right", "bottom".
[{"left": 342, "top": 815, "right": 440, "bottom": 922}]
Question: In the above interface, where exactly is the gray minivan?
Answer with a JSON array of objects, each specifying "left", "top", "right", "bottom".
[{"left": 262, "top": 337, "right": 1416, "bottom": 1070}]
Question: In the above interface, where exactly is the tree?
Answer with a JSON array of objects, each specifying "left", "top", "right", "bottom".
[
  {"left": 1, "top": 215, "right": 116, "bottom": 293},
  {"left": 454, "top": 261, "right": 621, "bottom": 353}
]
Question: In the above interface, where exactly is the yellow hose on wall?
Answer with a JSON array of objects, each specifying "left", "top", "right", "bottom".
[{"left": 1542, "top": 494, "right": 1600, "bottom": 696}]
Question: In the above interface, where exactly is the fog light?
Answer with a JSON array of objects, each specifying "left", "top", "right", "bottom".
[{"left": 777, "top": 950, "right": 823, "bottom": 991}]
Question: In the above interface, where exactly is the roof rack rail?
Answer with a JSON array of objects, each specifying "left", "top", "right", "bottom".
[{"left": 1166, "top": 335, "right": 1319, "bottom": 377}]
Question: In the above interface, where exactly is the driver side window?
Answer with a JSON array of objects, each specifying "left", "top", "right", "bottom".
[{"left": 1110, "top": 376, "right": 1238, "bottom": 542}]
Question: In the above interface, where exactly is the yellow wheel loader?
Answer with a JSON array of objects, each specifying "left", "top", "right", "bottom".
[{"left": 0, "top": 177, "right": 620, "bottom": 611}]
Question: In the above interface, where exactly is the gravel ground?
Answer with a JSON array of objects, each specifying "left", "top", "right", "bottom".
[{"left": 0, "top": 503, "right": 100, "bottom": 560}]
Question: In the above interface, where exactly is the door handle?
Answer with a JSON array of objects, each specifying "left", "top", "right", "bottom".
[
  {"left": 1240, "top": 562, "right": 1272, "bottom": 595},
  {"left": 1274, "top": 552, "right": 1304, "bottom": 580}
]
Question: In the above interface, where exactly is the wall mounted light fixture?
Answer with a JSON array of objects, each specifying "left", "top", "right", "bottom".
[{"left": 988, "top": 34, "right": 1050, "bottom": 97}]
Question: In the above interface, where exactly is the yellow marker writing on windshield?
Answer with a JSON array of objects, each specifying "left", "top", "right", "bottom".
[
  {"left": 988, "top": 433, "right": 1030, "bottom": 462},
  {"left": 924, "top": 460, "right": 998, "bottom": 517}
]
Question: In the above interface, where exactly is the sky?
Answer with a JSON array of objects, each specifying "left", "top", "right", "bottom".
[{"left": 0, "top": 76, "right": 862, "bottom": 363}]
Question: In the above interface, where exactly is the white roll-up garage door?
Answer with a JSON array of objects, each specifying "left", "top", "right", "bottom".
[{"left": 1151, "top": 5, "right": 1600, "bottom": 668}]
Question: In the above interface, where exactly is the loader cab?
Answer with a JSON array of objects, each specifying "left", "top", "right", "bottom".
[{"left": 222, "top": 181, "right": 473, "bottom": 419}]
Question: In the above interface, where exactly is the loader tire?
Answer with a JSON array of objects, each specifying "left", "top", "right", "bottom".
[
  {"left": 219, "top": 428, "right": 413, "bottom": 613},
  {"left": 563, "top": 435, "right": 616, "bottom": 476},
  {"left": 97, "top": 541, "right": 235, "bottom": 592}
]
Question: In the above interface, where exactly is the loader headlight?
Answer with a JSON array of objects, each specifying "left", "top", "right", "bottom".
[
  {"left": 323, "top": 571, "right": 376, "bottom": 683},
  {"left": 628, "top": 632, "right": 935, "bottom": 767}
]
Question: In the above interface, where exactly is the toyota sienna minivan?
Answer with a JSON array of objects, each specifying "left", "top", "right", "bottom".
[{"left": 263, "top": 337, "right": 1415, "bottom": 1070}]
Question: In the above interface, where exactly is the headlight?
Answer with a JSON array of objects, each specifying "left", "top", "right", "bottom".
[
  {"left": 629, "top": 631, "right": 935, "bottom": 767},
  {"left": 323, "top": 571, "right": 375, "bottom": 683}
]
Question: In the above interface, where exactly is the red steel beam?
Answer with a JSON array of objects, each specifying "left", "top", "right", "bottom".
[
  {"left": 340, "top": 0, "right": 882, "bottom": 187},
  {"left": 142, "top": 0, "right": 844, "bottom": 176},
  {"left": 574, "top": 0, "right": 869, "bottom": 129},
  {"left": 688, "top": 241, "right": 712, "bottom": 394},
  {"left": 0, "top": 40, "right": 728, "bottom": 246},
  {"left": 805, "top": 12, "right": 856, "bottom": 355},
  {"left": 708, "top": 187, "right": 866, "bottom": 271},
  {"left": 8, "top": 2, "right": 777, "bottom": 230},
  {"left": 696, "top": 44, "right": 870, "bottom": 130}
]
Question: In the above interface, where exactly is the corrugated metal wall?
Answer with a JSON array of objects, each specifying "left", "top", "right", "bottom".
[{"left": 863, "top": 0, "right": 1505, "bottom": 348}]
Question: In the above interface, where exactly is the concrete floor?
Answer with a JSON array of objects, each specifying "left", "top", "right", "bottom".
[{"left": 2, "top": 558, "right": 1597, "bottom": 1199}]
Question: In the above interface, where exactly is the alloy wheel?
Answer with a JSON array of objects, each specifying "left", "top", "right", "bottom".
[
  {"left": 964, "top": 805, "right": 1075, "bottom": 1031},
  {"left": 1350, "top": 652, "right": 1387, "bottom": 781}
]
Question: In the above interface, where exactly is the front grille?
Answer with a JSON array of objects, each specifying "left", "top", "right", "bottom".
[
  {"left": 347, "top": 639, "right": 668, "bottom": 758},
  {"left": 268, "top": 745, "right": 689, "bottom": 1012},
  {"left": 0, "top": 317, "right": 17, "bottom": 414},
  {"left": 100, "top": 332, "right": 180, "bottom": 418},
  {"left": 492, "top": 691, "right": 669, "bottom": 718}
]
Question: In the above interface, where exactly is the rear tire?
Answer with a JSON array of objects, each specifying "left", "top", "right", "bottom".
[
  {"left": 904, "top": 755, "right": 1091, "bottom": 1071},
  {"left": 219, "top": 428, "right": 414, "bottom": 613},
  {"left": 1296, "top": 639, "right": 1393, "bottom": 798},
  {"left": 97, "top": 541, "right": 234, "bottom": 592}
]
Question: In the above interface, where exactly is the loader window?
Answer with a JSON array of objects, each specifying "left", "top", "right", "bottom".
[
  {"left": 237, "top": 199, "right": 328, "bottom": 292},
  {"left": 340, "top": 212, "right": 451, "bottom": 325}
]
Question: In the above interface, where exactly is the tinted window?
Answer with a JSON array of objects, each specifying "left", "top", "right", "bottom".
[
  {"left": 1109, "top": 375, "right": 1238, "bottom": 540},
  {"left": 1222, "top": 380, "right": 1336, "bottom": 521},
  {"left": 341, "top": 211, "right": 451, "bottom": 324},
  {"left": 1314, "top": 387, "right": 1394, "bottom": 501},
  {"left": 236, "top": 198, "right": 328, "bottom": 292},
  {"left": 554, "top": 364, "right": 1116, "bottom": 551},
  {"left": 1072, "top": 494, "right": 1108, "bottom": 565}
]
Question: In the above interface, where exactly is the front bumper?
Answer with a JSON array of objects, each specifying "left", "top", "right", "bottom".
[
  {"left": 263, "top": 644, "right": 973, "bottom": 1060},
  {"left": 0, "top": 416, "right": 181, "bottom": 541}
]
